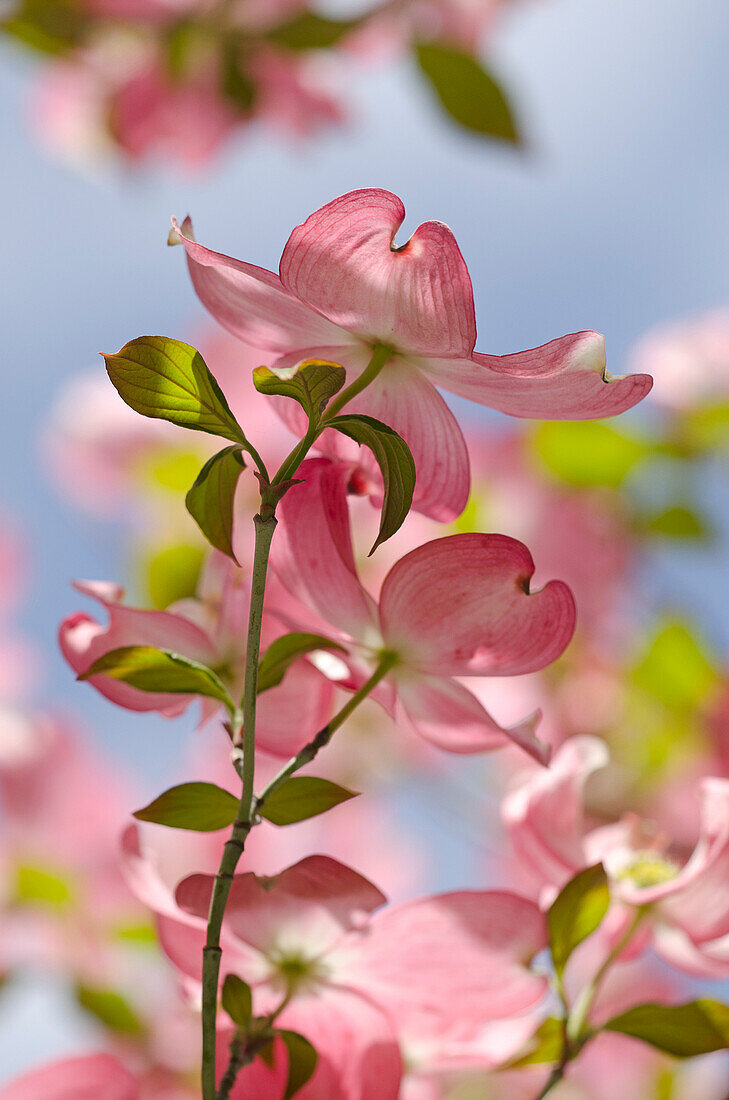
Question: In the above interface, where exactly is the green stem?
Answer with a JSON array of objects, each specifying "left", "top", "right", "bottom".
[
  {"left": 256, "top": 656, "right": 397, "bottom": 811},
  {"left": 566, "top": 907, "right": 646, "bottom": 1047},
  {"left": 534, "top": 907, "right": 647, "bottom": 1100},
  {"left": 321, "top": 343, "right": 393, "bottom": 421},
  {"left": 533, "top": 1062, "right": 567, "bottom": 1100},
  {"left": 272, "top": 421, "right": 319, "bottom": 486},
  {"left": 201, "top": 513, "right": 277, "bottom": 1100},
  {"left": 216, "top": 1037, "right": 254, "bottom": 1100}
]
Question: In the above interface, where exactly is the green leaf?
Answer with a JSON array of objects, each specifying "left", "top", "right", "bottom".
[
  {"left": 257, "top": 632, "right": 347, "bottom": 694},
  {"left": 279, "top": 1030, "right": 318, "bottom": 1099},
  {"left": 266, "top": 12, "right": 359, "bottom": 50},
  {"left": 79, "top": 645, "right": 233, "bottom": 708},
  {"left": 632, "top": 620, "right": 718, "bottom": 714},
  {"left": 327, "top": 413, "right": 416, "bottom": 552},
  {"left": 638, "top": 505, "right": 712, "bottom": 541},
  {"left": 14, "top": 864, "right": 74, "bottom": 909},
  {"left": 103, "top": 337, "right": 247, "bottom": 445},
  {"left": 253, "top": 360, "right": 346, "bottom": 423},
  {"left": 141, "top": 542, "right": 205, "bottom": 610},
  {"left": 548, "top": 864, "right": 610, "bottom": 977},
  {"left": 185, "top": 446, "right": 247, "bottom": 563},
  {"left": 508, "top": 1017, "right": 565, "bottom": 1067},
  {"left": 605, "top": 1000, "right": 729, "bottom": 1057},
  {"left": 221, "top": 39, "right": 256, "bottom": 111},
  {"left": 76, "top": 983, "right": 144, "bottom": 1037},
  {"left": 222, "top": 974, "right": 253, "bottom": 1026},
  {"left": 415, "top": 42, "right": 519, "bottom": 142},
  {"left": 530, "top": 421, "right": 649, "bottom": 488},
  {"left": 682, "top": 401, "right": 729, "bottom": 450},
  {"left": 260, "top": 777, "right": 358, "bottom": 827},
  {"left": 2, "top": 0, "right": 85, "bottom": 56},
  {"left": 133, "top": 782, "right": 239, "bottom": 832}
]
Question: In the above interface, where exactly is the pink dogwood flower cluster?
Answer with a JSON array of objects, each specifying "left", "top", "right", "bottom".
[
  {"left": 12, "top": 188, "right": 729, "bottom": 1099},
  {"left": 3, "top": 0, "right": 525, "bottom": 167}
]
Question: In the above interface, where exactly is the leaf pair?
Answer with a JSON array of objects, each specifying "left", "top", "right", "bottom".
[
  {"left": 134, "top": 776, "right": 357, "bottom": 832},
  {"left": 106, "top": 339, "right": 416, "bottom": 559},
  {"left": 254, "top": 360, "right": 416, "bottom": 553}
]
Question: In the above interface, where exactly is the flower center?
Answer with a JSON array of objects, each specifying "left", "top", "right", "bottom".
[
  {"left": 267, "top": 949, "right": 330, "bottom": 995},
  {"left": 617, "top": 851, "right": 680, "bottom": 889}
]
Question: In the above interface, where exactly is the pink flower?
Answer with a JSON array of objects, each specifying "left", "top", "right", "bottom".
[
  {"left": 59, "top": 556, "right": 333, "bottom": 756},
  {"left": 504, "top": 735, "right": 729, "bottom": 977},
  {"left": 629, "top": 308, "right": 729, "bottom": 414},
  {"left": 0, "top": 1054, "right": 138, "bottom": 1100},
  {"left": 172, "top": 188, "right": 652, "bottom": 520},
  {"left": 155, "top": 854, "right": 547, "bottom": 1096},
  {"left": 271, "top": 457, "right": 575, "bottom": 762}
]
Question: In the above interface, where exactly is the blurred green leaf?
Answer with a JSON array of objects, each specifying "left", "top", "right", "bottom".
[
  {"left": 221, "top": 40, "right": 256, "bottom": 111},
  {"left": 113, "top": 921, "right": 158, "bottom": 946},
  {"left": 682, "top": 402, "right": 729, "bottom": 450},
  {"left": 638, "top": 504, "right": 713, "bottom": 541},
  {"left": 415, "top": 42, "right": 519, "bottom": 142},
  {"left": 222, "top": 974, "right": 253, "bottom": 1026},
  {"left": 142, "top": 542, "right": 205, "bottom": 610},
  {"left": 266, "top": 12, "right": 360, "bottom": 50},
  {"left": 548, "top": 864, "right": 610, "bottom": 977},
  {"left": 257, "top": 632, "right": 346, "bottom": 694},
  {"left": 2, "top": 0, "right": 84, "bottom": 56},
  {"left": 328, "top": 413, "right": 415, "bottom": 552},
  {"left": 605, "top": 1000, "right": 729, "bottom": 1057},
  {"left": 133, "top": 781, "right": 239, "bottom": 832},
  {"left": 80, "top": 645, "right": 233, "bottom": 708},
  {"left": 186, "top": 446, "right": 247, "bottom": 563},
  {"left": 632, "top": 620, "right": 718, "bottom": 714},
  {"left": 15, "top": 864, "right": 74, "bottom": 909},
  {"left": 253, "top": 361, "right": 346, "bottom": 423},
  {"left": 260, "top": 777, "right": 358, "bottom": 826},
  {"left": 76, "top": 983, "right": 144, "bottom": 1037},
  {"left": 279, "top": 1030, "right": 318, "bottom": 1099},
  {"left": 509, "top": 1017, "right": 565, "bottom": 1067},
  {"left": 530, "top": 421, "right": 649, "bottom": 487},
  {"left": 104, "top": 337, "right": 248, "bottom": 445}
]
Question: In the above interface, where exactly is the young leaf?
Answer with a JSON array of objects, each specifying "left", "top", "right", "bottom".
[
  {"left": 508, "top": 1017, "right": 565, "bottom": 1067},
  {"left": 133, "top": 782, "right": 239, "bottom": 832},
  {"left": 79, "top": 645, "right": 233, "bottom": 708},
  {"left": 253, "top": 360, "right": 346, "bottom": 423},
  {"left": 76, "top": 983, "right": 144, "bottom": 1037},
  {"left": 257, "top": 632, "right": 347, "bottom": 694},
  {"left": 185, "top": 446, "right": 247, "bottom": 563},
  {"left": 222, "top": 975, "right": 253, "bottom": 1027},
  {"left": 548, "top": 863, "right": 609, "bottom": 977},
  {"left": 103, "top": 336, "right": 247, "bottom": 445},
  {"left": 415, "top": 42, "right": 519, "bottom": 143},
  {"left": 327, "top": 413, "right": 416, "bottom": 552},
  {"left": 259, "top": 777, "right": 358, "bottom": 826},
  {"left": 605, "top": 1000, "right": 729, "bottom": 1057},
  {"left": 278, "top": 1030, "right": 318, "bottom": 1100},
  {"left": 266, "top": 12, "right": 359, "bottom": 50}
]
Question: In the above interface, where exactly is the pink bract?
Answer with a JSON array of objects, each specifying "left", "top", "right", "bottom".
[
  {"left": 0, "top": 1054, "right": 139, "bottom": 1100},
  {"left": 154, "top": 854, "right": 547, "bottom": 1094},
  {"left": 172, "top": 188, "right": 652, "bottom": 521},
  {"left": 271, "top": 457, "right": 576, "bottom": 762}
]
